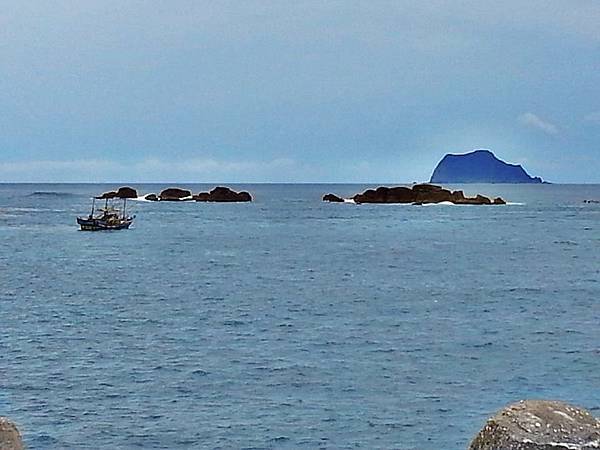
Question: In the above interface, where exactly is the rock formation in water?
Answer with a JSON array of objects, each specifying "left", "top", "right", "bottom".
[
  {"left": 0, "top": 417, "right": 24, "bottom": 450},
  {"left": 323, "top": 193, "right": 345, "bottom": 202},
  {"left": 115, "top": 186, "right": 138, "bottom": 198},
  {"left": 144, "top": 193, "right": 158, "bottom": 201},
  {"left": 194, "top": 187, "right": 252, "bottom": 202},
  {"left": 469, "top": 400, "right": 600, "bottom": 450},
  {"left": 96, "top": 190, "right": 118, "bottom": 199},
  {"left": 159, "top": 187, "right": 192, "bottom": 201},
  {"left": 96, "top": 187, "right": 138, "bottom": 199},
  {"left": 327, "top": 184, "right": 506, "bottom": 205},
  {"left": 430, "top": 149, "right": 543, "bottom": 184}
]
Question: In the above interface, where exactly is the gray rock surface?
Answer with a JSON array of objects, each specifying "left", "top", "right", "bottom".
[
  {"left": 469, "top": 400, "right": 600, "bottom": 450},
  {"left": 0, "top": 417, "right": 24, "bottom": 450}
]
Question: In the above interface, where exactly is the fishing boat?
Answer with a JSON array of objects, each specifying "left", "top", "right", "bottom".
[{"left": 77, "top": 194, "right": 135, "bottom": 231}]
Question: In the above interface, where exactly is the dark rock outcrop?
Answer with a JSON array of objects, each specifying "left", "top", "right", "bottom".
[
  {"left": 0, "top": 417, "right": 24, "bottom": 450},
  {"left": 430, "top": 149, "right": 543, "bottom": 184},
  {"left": 96, "top": 187, "right": 138, "bottom": 199},
  {"left": 96, "top": 191, "right": 118, "bottom": 199},
  {"left": 194, "top": 187, "right": 252, "bottom": 202},
  {"left": 343, "top": 184, "right": 504, "bottom": 205},
  {"left": 323, "top": 193, "right": 345, "bottom": 202},
  {"left": 159, "top": 188, "right": 192, "bottom": 201},
  {"left": 116, "top": 186, "right": 138, "bottom": 198},
  {"left": 469, "top": 400, "right": 600, "bottom": 450},
  {"left": 144, "top": 193, "right": 158, "bottom": 201}
]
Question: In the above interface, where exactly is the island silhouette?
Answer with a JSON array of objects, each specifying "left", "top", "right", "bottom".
[{"left": 430, "top": 149, "right": 543, "bottom": 183}]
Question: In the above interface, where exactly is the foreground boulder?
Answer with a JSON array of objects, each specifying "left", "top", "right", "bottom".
[
  {"left": 323, "top": 193, "right": 345, "bottom": 202},
  {"left": 159, "top": 187, "right": 192, "bottom": 201},
  {"left": 116, "top": 186, "right": 138, "bottom": 198},
  {"left": 194, "top": 187, "right": 252, "bottom": 202},
  {"left": 469, "top": 400, "right": 600, "bottom": 450},
  {"left": 0, "top": 417, "right": 24, "bottom": 450},
  {"left": 330, "top": 184, "right": 505, "bottom": 205}
]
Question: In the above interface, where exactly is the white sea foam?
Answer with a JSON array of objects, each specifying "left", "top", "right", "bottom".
[
  {"left": 131, "top": 196, "right": 152, "bottom": 202},
  {"left": 420, "top": 201, "right": 455, "bottom": 206}
]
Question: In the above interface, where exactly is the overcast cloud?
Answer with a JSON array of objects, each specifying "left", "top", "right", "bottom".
[{"left": 0, "top": 1, "right": 599, "bottom": 182}]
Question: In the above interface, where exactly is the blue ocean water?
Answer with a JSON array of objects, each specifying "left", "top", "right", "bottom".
[{"left": 0, "top": 183, "right": 598, "bottom": 449}]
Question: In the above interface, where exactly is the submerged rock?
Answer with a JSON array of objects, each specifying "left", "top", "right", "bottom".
[
  {"left": 337, "top": 184, "right": 503, "bottom": 205},
  {"left": 194, "top": 187, "right": 252, "bottom": 202},
  {"left": 159, "top": 187, "right": 192, "bottom": 201},
  {"left": 0, "top": 417, "right": 24, "bottom": 450},
  {"left": 116, "top": 186, "right": 138, "bottom": 198},
  {"left": 323, "top": 193, "right": 345, "bottom": 202},
  {"left": 430, "top": 149, "right": 543, "bottom": 183},
  {"left": 469, "top": 400, "right": 600, "bottom": 450}
]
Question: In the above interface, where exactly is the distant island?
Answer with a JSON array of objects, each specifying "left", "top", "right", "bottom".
[{"left": 430, "top": 149, "right": 543, "bottom": 183}]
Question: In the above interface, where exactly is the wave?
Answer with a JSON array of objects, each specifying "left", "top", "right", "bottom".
[{"left": 28, "top": 191, "right": 75, "bottom": 197}]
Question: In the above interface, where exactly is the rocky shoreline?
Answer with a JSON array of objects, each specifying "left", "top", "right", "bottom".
[
  {"left": 0, "top": 417, "right": 23, "bottom": 450},
  {"left": 469, "top": 400, "right": 600, "bottom": 449},
  {"left": 324, "top": 183, "right": 506, "bottom": 205},
  {"left": 6, "top": 399, "right": 599, "bottom": 448}
]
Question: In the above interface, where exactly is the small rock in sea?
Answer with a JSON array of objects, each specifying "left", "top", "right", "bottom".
[
  {"left": 0, "top": 417, "right": 24, "bottom": 450},
  {"left": 322, "top": 193, "right": 344, "bottom": 202},
  {"left": 194, "top": 187, "right": 252, "bottom": 202},
  {"left": 144, "top": 193, "right": 158, "bottom": 201},
  {"left": 583, "top": 199, "right": 599, "bottom": 204},
  {"left": 159, "top": 187, "right": 192, "bottom": 201},
  {"left": 468, "top": 399, "right": 600, "bottom": 450},
  {"left": 493, "top": 197, "right": 506, "bottom": 205},
  {"left": 96, "top": 190, "right": 119, "bottom": 199},
  {"left": 116, "top": 186, "right": 138, "bottom": 198}
]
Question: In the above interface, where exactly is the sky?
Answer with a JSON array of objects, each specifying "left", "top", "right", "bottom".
[{"left": 0, "top": 0, "right": 599, "bottom": 183}]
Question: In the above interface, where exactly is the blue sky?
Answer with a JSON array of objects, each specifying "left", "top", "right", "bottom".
[{"left": 1, "top": 1, "right": 599, "bottom": 182}]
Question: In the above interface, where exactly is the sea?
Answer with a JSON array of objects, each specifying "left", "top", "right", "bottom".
[{"left": 0, "top": 183, "right": 598, "bottom": 449}]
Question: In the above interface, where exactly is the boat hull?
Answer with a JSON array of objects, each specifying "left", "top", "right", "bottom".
[{"left": 77, "top": 217, "right": 133, "bottom": 231}]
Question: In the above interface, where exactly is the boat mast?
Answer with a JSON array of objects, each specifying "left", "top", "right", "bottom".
[
  {"left": 91, "top": 197, "right": 95, "bottom": 216},
  {"left": 123, "top": 198, "right": 127, "bottom": 219}
]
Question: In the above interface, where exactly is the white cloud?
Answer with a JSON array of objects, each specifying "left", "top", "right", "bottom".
[
  {"left": 0, "top": 157, "right": 301, "bottom": 183},
  {"left": 518, "top": 112, "right": 558, "bottom": 135},
  {"left": 584, "top": 112, "right": 600, "bottom": 124}
]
